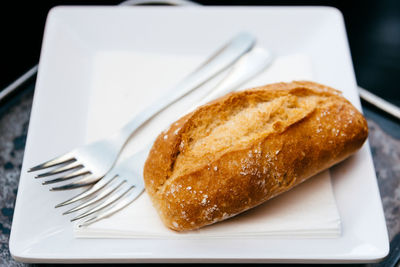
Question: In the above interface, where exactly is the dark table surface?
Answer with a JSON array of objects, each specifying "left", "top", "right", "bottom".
[{"left": 1, "top": 0, "right": 399, "bottom": 266}]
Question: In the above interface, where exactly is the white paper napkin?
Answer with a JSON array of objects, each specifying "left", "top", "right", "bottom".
[{"left": 74, "top": 50, "right": 341, "bottom": 238}]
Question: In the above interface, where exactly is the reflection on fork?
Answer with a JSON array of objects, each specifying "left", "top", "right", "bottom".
[{"left": 31, "top": 46, "right": 273, "bottom": 226}]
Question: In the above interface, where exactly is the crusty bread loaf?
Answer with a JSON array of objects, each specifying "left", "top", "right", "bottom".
[{"left": 143, "top": 81, "right": 368, "bottom": 231}]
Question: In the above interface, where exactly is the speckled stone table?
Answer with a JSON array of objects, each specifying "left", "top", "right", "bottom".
[{"left": 1, "top": 81, "right": 399, "bottom": 266}]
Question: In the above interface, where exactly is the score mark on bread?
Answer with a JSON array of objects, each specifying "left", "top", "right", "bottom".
[{"left": 143, "top": 81, "right": 368, "bottom": 231}]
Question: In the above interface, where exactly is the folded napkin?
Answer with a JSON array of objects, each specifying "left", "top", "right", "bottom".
[{"left": 74, "top": 51, "right": 341, "bottom": 238}]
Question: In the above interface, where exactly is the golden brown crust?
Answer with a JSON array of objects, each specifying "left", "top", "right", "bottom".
[{"left": 143, "top": 81, "right": 368, "bottom": 231}]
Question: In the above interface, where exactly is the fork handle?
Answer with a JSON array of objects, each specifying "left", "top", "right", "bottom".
[
  {"left": 114, "top": 32, "right": 255, "bottom": 146},
  {"left": 188, "top": 47, "right": 273, "bottom": 112}
]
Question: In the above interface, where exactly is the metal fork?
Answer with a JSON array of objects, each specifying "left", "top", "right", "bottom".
[
  {"left": 28, "top": 32, "right": 255, "bottom": 190},
  {"left": 57, "top": 47, "right": 273, "bottom": 227}
]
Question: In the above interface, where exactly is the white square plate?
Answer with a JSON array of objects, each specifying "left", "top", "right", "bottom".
[{"left": 10, "top": 6, "right": 388, "bottom": 263}]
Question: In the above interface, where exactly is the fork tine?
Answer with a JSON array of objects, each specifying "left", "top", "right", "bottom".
[
  {"left": 55, "top": 174, "right": 118, "bottom": 208},
  {"left": 50, "top": 175, "right": 101, "bottom": 191},
  {"left": 28, "top": 153, "right": 75, "bottom": 172},
  {"left": 42, "top": 169, "right": 90, "bottom": 185},
  {"left": 35, "top": 162, "right": 83, "bottom": 178},
  {"left": 71, "top": 185, "right": 135, "bottom": 222},
  {"left": 63, "top": 179, "right": 126, "bottom": 214},
  {"left": 78, "top": 187, "right": 144, "bottom": 227}
]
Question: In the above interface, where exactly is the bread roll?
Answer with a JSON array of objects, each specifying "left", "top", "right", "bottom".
[{"left": 143, "top": 81, "right": 368, "bottom": 231}]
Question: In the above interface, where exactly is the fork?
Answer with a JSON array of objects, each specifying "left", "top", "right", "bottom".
[
  {"left": 28, "top": 32, "right": 256, "bottom": 191},
  {"left": 59, "top": 47, "right": 273, "bottom": 227}
]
